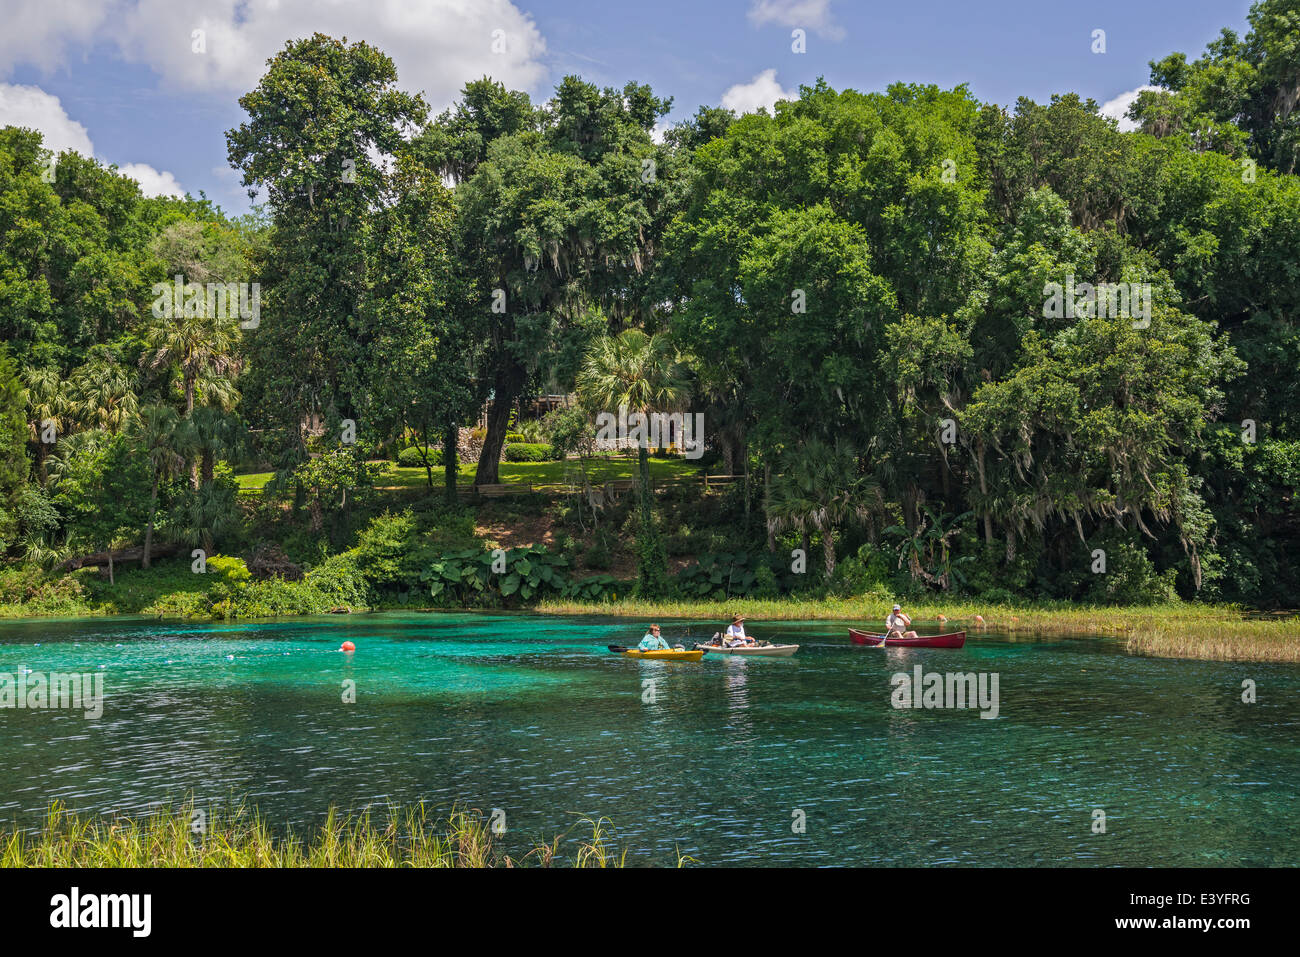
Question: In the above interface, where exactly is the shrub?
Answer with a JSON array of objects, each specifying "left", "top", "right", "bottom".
[
  {"left": 398, "top": 445, "right": 443, "bottom": 468},
  {"left": 354, "top": 510, "right": 416, "bottom": 588},
  {"left": 423, "top": 545, "right": 572, "bottom": 606},
  {"left": 751, "top": 564, "right": 779, "bottom": 599},
  {"left": 503, "top": 443, "right": 558, "bottom": 463},
  {"left": 582, "top": 536, "right": 613, "bottom": 570},
  {"left": 206, "top": 555, "right": 251, "bottom": 583},
  {"left": 305, "top": 550, "right": 370, "bottom": 608},
  {"left": 1083, "top": 539, "right": 1179, "bottom": 606},
  {"left": 675, "top": 551, "right": 758, "bottom": 600},
  {"left": 829, "top": 545, "right": 893, "bottom": 597}
]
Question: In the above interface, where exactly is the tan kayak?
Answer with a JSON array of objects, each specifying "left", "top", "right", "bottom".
[{"left": 695, "top": 642, "right": 799, "bottom": 657}]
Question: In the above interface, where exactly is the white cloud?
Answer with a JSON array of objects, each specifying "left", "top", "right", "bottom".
[
  {"left": 0, "top": 82, "right": 186, "bottom": 197},
  {"left": 0, "top": 83, "right": 95, "bottom": 156},
  {"left": 117, "top": 162, "right": 186, "bottom": 198},
  {"left": 721, "top": 69, "right": 796, "bottom": 115},
  {"left": 0, "top": 0, "right": 110, "bottom": 74},
  {"left": 1100, "top": 85, "right": 1160, "bottom": 133},
  {"left": 747, "top": 0, "right": 844, "bottom": 41},
  {"left": 101, "top": 0, "right": 548, "bottom": 111}
]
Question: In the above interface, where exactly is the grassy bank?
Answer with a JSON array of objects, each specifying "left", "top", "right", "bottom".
[
  {"left": 536, "top": 596, "right": 1300, "bottom": 663},
  {"left": 1, "top": 801, "right": 666, "bottom": 868},
  {"left": 0, "top": 554, "right": 368, "bottom": 620},
  {"left": 235, "top": 455, "right": 702, "bottom": 492}
]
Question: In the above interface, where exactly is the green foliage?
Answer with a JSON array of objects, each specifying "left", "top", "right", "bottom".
[
  {"left": 398, "top": 445, "right": 443, "bottom": 468},
  {"left": 828, "top": 545, "right": 894, "bottom": 598},
  {"left": 676, "top": 551, "right": 764, "bottom": 600},
  {"left": 503, "top": 442, "right": 558, "bottom": 462},
  {"left": 420, "top": 544, "right": 622, "bottom": 606},
  {"left": 1080, "top": 536, "right": 1179, "bottom": 606},
  {"left": 0, "top": 565, "right": 87, "bottom": 615},
  {"left": 353, "top": 510, "right": 416, "bottom": 588},
  {"left": 205, "top": 554, "right": 251, "bottom": 583}
]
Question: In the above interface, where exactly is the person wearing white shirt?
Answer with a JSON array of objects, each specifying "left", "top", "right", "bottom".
[
  {"left": 885, "top": 604, "right": 918, "bottom": 640},
  {"left": 724, "top": 613, "right": 755, "bottom": 647}
]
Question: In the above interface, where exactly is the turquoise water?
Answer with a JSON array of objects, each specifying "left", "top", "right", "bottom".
[{"left": 1, "top": 612, "right": 1297, "bottom": 866}]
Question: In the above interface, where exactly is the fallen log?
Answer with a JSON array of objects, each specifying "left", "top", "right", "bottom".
[{"left": 60, "top": 543, "right": 183, "bottom": 572}]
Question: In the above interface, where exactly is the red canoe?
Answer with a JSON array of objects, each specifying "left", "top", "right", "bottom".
[{"left": 849, "top": 628, "right": 966, "bottom": 648}]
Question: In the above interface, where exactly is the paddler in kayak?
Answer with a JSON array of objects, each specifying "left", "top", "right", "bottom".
[
  {"left": 638, "top": 624, "right": 670, "bottom": 651},
  {"left": 723, "top": 613, "right": 757, "bottom": 647},
  {"left": 885, "top": 604, "right": 919, "bottom": 641}
]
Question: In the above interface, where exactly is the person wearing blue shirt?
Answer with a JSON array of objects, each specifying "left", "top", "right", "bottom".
[{"left": 638, "top": 624, "right": 669, "bottom": 651}]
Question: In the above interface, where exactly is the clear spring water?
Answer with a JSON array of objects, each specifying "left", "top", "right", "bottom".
[{"left": 1, "top": 612, "right": 1296, "bottom": 866}]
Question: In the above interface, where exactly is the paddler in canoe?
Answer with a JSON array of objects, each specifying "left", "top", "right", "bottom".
[{"left": 885, "top": 604, "right": 919, "bottom": 641}]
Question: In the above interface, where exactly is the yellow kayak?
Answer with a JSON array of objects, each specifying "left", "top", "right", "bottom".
[{"left": 613, "top": 647, "right": 704, "bottom": 661}]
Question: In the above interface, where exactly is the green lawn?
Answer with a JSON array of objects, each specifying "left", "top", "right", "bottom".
[{"left": 235, "top": 455, "right": 706, "bottom": 492}]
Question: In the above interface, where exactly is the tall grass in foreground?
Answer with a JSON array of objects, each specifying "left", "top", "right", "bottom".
[
  {"left": 536, "top": 597, "right": 1300, "bottom": 663},
  {"left": 1, "top": 801, "right": 686, "bottom": 868}
]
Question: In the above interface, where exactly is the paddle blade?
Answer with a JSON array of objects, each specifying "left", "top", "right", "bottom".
[{"left": 607, "top": 644, "right": 627, "bottom": 653}]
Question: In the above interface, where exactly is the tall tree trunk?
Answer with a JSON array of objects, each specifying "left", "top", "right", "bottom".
[
  {"left": 201, "top": 449, "right": 215, "bottom": 486},
  {"left": 821, "top": 525, "right": 836, "bottom": 579},
  {"left": 764, "top": 463, "right": 775, "bottom": 551},
  {"left": 142, "top": 474, "right": 159, "bottom": 569},
  {"left": 976, "top": 440, "right": 993, "bottom": 544},
  {"left": 638, "top": 444, "right": 652, "bottom": 529},
  {"left": 186, "top": 371, "right": 199, "bottom": 489},
  {"left": 475, "top": 362, "right": 525, "bottom": 486},
  {"left": 443, "top": 422, "right": 459, "bottom": 506}
]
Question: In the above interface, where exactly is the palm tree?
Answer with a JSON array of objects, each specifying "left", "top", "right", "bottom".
[
  {"left": 143, "top": 309, "right": 241, "bottom": 416},
  {"left": 766, "top": 439, "right": 877, "bottom": 579},
  {"left": 130, "top": 405, "right": 193, "bottom": 568},
  {"left": 168, "top": 481, "right": 241, "bottom": 556},
  {"left": 577, "top": 329, "right": 691, "bottom": 593},
  {"left": 22, "top": 367, "right": 68, "bottom": 485},
  {"left": 67, "top": 357, "right": 139, "bottom": 433},
  {"left": 190, "top": 406, "right": 245, "bottom": 489}
]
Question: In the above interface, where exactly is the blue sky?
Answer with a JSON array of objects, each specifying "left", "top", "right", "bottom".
[{"left": 0, "top": 0, "right": 1254, "bottom": 214}]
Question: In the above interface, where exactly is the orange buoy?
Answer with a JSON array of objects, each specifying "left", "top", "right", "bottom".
[
  {"left": 937, "top": 614, "right": 947, "bottom": 622},
  {"left": 974, "top": 615, "right": 985, "bottom": 626},
  {"left": 340, "top": 641, "right": 356, "bottom": 652}
]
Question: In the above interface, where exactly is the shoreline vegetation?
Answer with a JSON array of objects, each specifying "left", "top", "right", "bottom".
[
  {"left": 0, "top": 802, "right": 664, "bottom": 868},
  {"left": 0, "top": 564, "right": 1295, "bottom": 662},
  {"left": 536, "top": 597, "right": 1300, "bottom": 664}
]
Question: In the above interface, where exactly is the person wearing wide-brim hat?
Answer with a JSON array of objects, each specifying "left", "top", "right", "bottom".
[{"left": 724, "top": 612, "right": 756, "bottom": 647}]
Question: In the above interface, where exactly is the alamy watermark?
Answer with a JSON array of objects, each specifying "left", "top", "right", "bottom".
[
  {"left": 594, "top": 404, "right": 704, "bottom": 460},
  {"left": 1, "top": 668, "right": 104, "bottom": 718},
  {"left": 150, "top": 274, "right": 261, "bottom": 329},
  {"left": 1043, "top": 275, "right": 1151, "bottom": 328},
  {"left": 890, "top": 666, "right": 999, "bottom": 719}
]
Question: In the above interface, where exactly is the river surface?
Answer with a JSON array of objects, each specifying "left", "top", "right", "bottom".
[{"left": 1, "top": 612, "right": 1296, "bottom": 866}]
